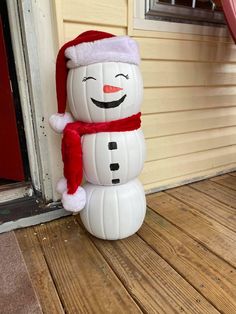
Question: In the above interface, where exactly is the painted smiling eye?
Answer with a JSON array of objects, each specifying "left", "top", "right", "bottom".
[
  {"left": 82, "top": 76, "right": 96, "bottom": 82},
  {"left": 115, "top": 73, "right": 129, "bottom": 79}
]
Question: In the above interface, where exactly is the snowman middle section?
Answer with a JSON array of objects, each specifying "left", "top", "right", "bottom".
[{"left": 81, "top": 129, "right": 145, "bottom": 185}]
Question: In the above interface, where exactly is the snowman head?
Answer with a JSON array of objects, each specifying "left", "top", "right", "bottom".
[
  {"left": 67, "top": 61, "right": 143, "bottom": 122},
  {"left": 50, "top": 31, "right": 143, "bottom": 131}
]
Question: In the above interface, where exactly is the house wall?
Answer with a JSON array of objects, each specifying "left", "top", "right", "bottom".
[{"left": 52, "top": 0, "right": 236, "bottom": 193}]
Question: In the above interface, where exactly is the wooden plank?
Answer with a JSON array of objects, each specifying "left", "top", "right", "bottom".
[
  {"left": 191, "top": 180, "right": 236, "bottom": 208},
  {"left": 147, "top": 192, "right": 236, "bottom": 268},
  {"left": 143, "top": 164, "right": 236, "bottom": 193},
  {"left": 142, "top": 87, "right": 236, "bottom": 114},
  {"left": 137, "top": 37, "right": 236, "bottom": 62},
  {"left": 166, "top": 185, "right": 236, "bottom": 231},
  {"left": 142, "top": 107, "right": 236, "bottom": 138},
  {"left": 141, "top": 145, "right": 236, "bottom": 185},
  {"left": 62, "top": 0, "right": 127, "bottom": 27},
  {"left": 89, "top": 228, "right": 219, "bottom": 313},
  {"left": 138, "top": 209, "right": 236, "bottom": 314},
  {"left": 64, "top": 22, "right": 127, "bottom": 42},
  {"left": 210, "top": 173, "right": 236, "bottom": 191},
  {"left": 145, "top": 127, "right": 236, "bottom": 162},
  {"left": 15, "top": 228, "right": 64, "bottom": 314},
  {"left": 35, "top": 217, "right": 141, "bottom": 314},
  {"left": 141, "top": 61, "right": 236, "bottom": 88}
]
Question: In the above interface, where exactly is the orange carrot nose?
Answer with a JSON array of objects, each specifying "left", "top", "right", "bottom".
[{"left": 103, "top": 85, "right": 123, "bottom": 93}]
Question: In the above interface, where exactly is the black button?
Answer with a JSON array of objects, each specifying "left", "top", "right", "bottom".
[
  {"left": 108, "top": 142, "right": 117, "bottom": 150},
  {"left": 110, "top": 163, "right": 119, "bottom": 171},
  {"left": 112, "top": 179, "right": 120, "bottom": 184}
]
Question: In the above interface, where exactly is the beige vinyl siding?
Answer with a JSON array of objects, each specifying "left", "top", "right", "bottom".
[
  {"left": 137, "top": 37, "right": 236, "bottom": 62},
  {"left": 53, "top": 0, "right": 236, "bottom": 192},
  {"left": 64, "top": 23, "right": 127, "bottom": 42},
  {"left": 62, "top": 0, "right": 127, "bottom": 27},
  {"left": 143, "top": 87, "right": 236, "bottom": 113}
]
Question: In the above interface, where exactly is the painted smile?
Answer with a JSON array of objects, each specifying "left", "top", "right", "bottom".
[{"left": 91, "top": 95, "right": 127, "bottom": 109}]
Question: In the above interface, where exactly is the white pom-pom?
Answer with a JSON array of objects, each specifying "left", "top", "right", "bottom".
[
  {"left": 49, "top": 112, "right": 74, "bottom": 133},
  {"left": 56, "top": 177, "right": 67, "bottom": 194},
  {"left": 62, "top": 186, "right": 86, "bottom": 212}
]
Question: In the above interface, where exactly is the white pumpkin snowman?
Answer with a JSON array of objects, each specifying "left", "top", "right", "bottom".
[{"left": 50, "top": 31, "right": 146, "bottom": 240}]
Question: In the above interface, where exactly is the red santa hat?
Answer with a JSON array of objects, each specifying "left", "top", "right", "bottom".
[{"left": 49, "top": 30, "right": 140, "bottom": 133}]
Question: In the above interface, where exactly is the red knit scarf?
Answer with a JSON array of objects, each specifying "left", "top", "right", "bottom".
[{"left": 62, "top": 112, "right": 141, "bottom": 194}]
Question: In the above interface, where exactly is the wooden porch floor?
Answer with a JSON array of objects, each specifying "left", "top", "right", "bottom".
[{"left": 15, "top": 173, "right": 236, "bottom": 313}]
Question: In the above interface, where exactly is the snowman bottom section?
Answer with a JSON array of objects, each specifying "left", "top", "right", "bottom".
[{"left": 80, "top": 178, "right": 146, "bottom": 240}]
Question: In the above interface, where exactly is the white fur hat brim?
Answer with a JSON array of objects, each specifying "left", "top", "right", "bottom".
[{"left": 65, "top": 36, "right": 140, "bottom": 68}]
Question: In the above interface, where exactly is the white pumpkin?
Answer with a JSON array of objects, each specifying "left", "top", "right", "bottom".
[
  {"left": 80, "top": 179, "right": 146, "bottom": 240},
  {"left": 67, "top": 62, "right": 143, "bottom": 122},
  {"left": 81, "top": 129, "right": 145, "bottom": 185}
]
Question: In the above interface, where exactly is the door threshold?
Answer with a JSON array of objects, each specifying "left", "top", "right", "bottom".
[{"left": 0, "top": 181, "right": 33, "bottom": 204}]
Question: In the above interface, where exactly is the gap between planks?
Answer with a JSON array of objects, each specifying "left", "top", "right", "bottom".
[
  {"left": 210, "top": 173, "right": 236, "bottom": 192},
  {"left": 15, "top": 228, "right": 65, "bottom": 314},
  {"left": 190, "top": 178, "right": 236, "bottom": 209},
  {"left": 15, "top": 173, "right": 236, "bottom": 313},
  {"left": 34, "top": 217, "right": 142, "bottom": 314},
  {"left": 165, "top": 184, "right": 236, "bottom": 232},
  {"left": 18, "top": 214, "right": 221, "bottom": 314},
  {"left": 82, "top": 216, "right": 219, "bottom": 314},
  {"left": 138, "top": 208, "right": 236, "bottom": 314},
  {"left": 147, "top": 191, "right": 236, "bottom": 269}
]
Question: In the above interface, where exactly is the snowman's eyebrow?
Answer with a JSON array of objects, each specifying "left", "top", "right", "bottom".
[
  {"left": 115, "top": 73, "right": 129, "bottom": 79},
  {"left": 82, "top": 76, "right": 96, "bottom": 82}
]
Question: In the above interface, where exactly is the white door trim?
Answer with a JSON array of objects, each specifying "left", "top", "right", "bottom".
[
  {"left": 6, "top": 0, "right": 41, "bottom": 193},
  {"left": 6, "top": 0, "right": 62, "bottom": 202}
]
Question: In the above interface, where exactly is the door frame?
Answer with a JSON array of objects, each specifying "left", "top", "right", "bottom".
[
  {"left": 6, "top": 0, "right": 41, "bottom": 195},
  {"left": 0, "top": 0, "right": 68, "bottom": 231},
  {"left": 6, "top": 0, "right": 60, "bottom": 202}
]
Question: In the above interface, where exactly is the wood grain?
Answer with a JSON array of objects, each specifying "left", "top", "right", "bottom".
[
  {"left": 138, "top": 209, "right": 236, "bottom": 314},
  {"left": 15, "top": 174, "right": 236, "bottom": 313},
  {"left": 35, "top": 217, "right": 141, "bottom": 314},
  {"left": 191, "top": 180, "right": 236, "bottom": 208},
  {"left": 229, "top": 172, "right": 236, "bottom": 176},
  {"left": 166, "top": 185, "right": 236, "bottom": 231},
  {"left": 147, "top": 192, "right": 236, "bottom": 268},
  {"left": 15, "top": 228, "right": 64, "bottom": 314},
  {"left": 89, "top": 228, "right": 219, "bottom": 314},
  {"left": 210, "top": 173, "right": 236, "bottom": 191}
]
